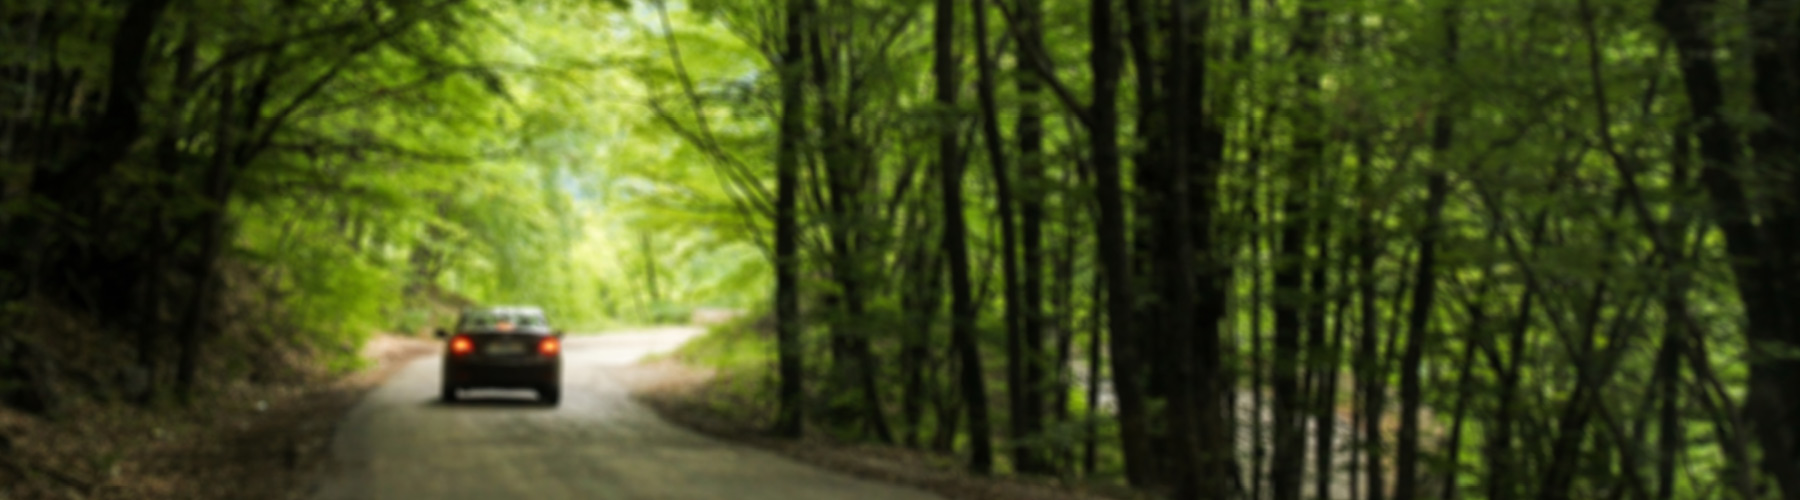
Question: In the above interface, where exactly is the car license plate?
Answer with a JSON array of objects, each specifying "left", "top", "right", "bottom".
[{"left": 485, "top": 341, "right": 526, "bottom": 356}]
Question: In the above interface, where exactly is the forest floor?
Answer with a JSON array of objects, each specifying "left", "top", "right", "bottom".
[
  {"left": 610, "top": 359, "right": 1145, "bottom": 500},
  {"left": 0, "top": 334, "right": 435, "bottom": 500}
]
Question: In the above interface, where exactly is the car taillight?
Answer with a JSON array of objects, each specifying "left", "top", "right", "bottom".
[
  {"left": 539, "top": 337, "right": 560, "bottom": 356},
  {"left": 451, "top": 335, "right": 474, "bottom": 356}
]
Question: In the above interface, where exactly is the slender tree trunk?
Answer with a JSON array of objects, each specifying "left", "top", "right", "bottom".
[
  {"left": 30, "top": 0, "right": 173, "bottom": 207},
  {"left": 178, "top": 66, "right": 255, "bottom": 404},
  {"left": 1090, "top": 0, "right": 1154, "bottom": 485},
  {"left": 1122, "top": 0, "right": 1167, "bottom": 469},
  {"left": 772, "top": 0, "right": 808, "bottom": 438},
  {"left": 1157, "top": 0, "right": 1205, "bottom": 495},
  {"left": 1742, "top": 0, "right": 1800, "bottom": 493},
  {"left": 1657, "top": 1, "right": 1798, "bottom": 496},
  {"left": 901, "top": 207, "right": 940, "bottom": 447},
  {"left": 809, "top": 0, "right": 892, "bottom": 442},
  {"left": 1179, "top": 1, "right": 1232, "bottom": 496},
  {"left": 1250, "top": 113, "right": 1270, "bottom": 499},
  {"left": 1393, "top": 172, "right": 1447, "bottom": 500},
  {"left": 1438, "top": 310, "right": 1481, "bottom": 500},
  {"left": 1251, "top": 191, "right": 1267, "bottom": 500},
  {"left": 936, "top": 0, "right": 994, "bottom": 473},
  {"left": 1319, "top": 220, "right": 1348, "bottom": 500},
  {"left": 641, "top": 232, "right": 659, "bottom": 306},
  {"left": 1085, "top": 275, "right": 1104, "bottom": 477},
  {"left": 1654, "top": 297, "right": 1683, "bottom": 500},
  {"left": 1017, "top": 0, "right": 1052, "bottom": 469},
  {"left": 139, "top": 30, "right": 197, "bottom": 405},
  {"left": 1272, "top": 2, "right": 1324, "bottom": 499},
  {"left": 1395, "top": 3, "right": 1456, "bottom": 497},
  {"left": 971, "top": 0, "right": 1037, "bottom": 472},
  {"left": 1310, "top": 168, "right": 1335, "bottom": 500}
]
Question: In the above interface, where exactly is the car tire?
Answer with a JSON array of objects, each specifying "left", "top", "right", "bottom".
[
  {"left": 539, "top": 386, "right": 560, "bottom": 406},
  {"left": 441, "top": 383, "right": 459, "bottom": 403}
]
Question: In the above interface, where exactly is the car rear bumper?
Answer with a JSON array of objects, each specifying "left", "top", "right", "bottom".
[{"left": 444, "top": 357, "right": 560, "bottom": 388}]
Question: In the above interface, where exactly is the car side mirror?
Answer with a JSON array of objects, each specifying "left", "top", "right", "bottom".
[{"left": 435, "top": 328, "right": 448, "bottom": 339}]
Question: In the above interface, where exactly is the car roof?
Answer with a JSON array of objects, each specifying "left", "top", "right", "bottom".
[
  {"left": 464, "top": 303, "right": 540, "bottom": 312},
  {"left": 462, "top": 306, "right": 546, "bottom": 316}
]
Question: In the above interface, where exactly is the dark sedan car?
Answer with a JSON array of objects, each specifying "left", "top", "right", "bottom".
[{"left": 436, "top": 306, "right": 564, "bottom": 405}]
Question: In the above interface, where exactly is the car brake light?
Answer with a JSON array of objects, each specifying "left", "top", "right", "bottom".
[
  {"left": 539, "top": 337, "right": 560, "bottom": 356},
  {"left": 451, "top": 335, "right": 474, "bottom": 355}
]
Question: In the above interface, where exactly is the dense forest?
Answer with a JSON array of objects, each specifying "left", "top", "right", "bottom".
[
  {"left": 6, "top": 0, "right": 1800, "bottom": 499},
  {"left": 0, "top": 0, "right": 767, "bottom": 408}
]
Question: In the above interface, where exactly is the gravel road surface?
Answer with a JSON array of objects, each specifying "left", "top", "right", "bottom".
[{"left": 309, "top": 327, "right": 942, "bottom": 500}]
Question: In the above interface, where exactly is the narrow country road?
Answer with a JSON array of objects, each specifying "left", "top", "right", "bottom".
[{"left": 309, "top": 327, "right": 941, "bottom": 500}]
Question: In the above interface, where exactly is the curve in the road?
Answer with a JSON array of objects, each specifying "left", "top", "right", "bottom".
[{"left": 309, "top": 328, "right": 942, "bottom": 500}]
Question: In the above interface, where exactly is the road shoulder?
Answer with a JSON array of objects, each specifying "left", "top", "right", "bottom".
[
  {"left": 0, "top": 334, "right": 436, "bottom": 500},
  {"left": 607, "top": 360, "right": 1139, "bottom": 500}
]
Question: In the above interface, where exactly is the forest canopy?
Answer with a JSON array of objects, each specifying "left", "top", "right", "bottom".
[
  {"left": 8, "top": 0, "right": 1800, "bottom": 499},
  {"left": 0, "top": 0, "right": 765, "bottom": 395}
]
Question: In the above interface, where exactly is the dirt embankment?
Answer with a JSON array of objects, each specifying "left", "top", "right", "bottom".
[
  {"left": 608, "top": 360, "right": 1145, "bottom": 500},
  {"left": 0, "top": 334, "right": 435, "bottom": 500}
]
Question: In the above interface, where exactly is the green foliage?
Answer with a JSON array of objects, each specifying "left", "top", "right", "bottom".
[{"left": 668, "top": 315, "right": 774, "bottom": 372}]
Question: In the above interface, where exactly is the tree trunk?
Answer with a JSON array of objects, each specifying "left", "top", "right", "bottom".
[
  {"left": 1272, "top": 3, "right": 1324, "bottom": 499},
  {"left": 641, "top": 232, "right": 659, "bottom": 307},
  {"left": 1016, "top": 0, "right": 1052, "bottom": 471},
  {"left": 808, "top": 0, "right": 891, "bottom": 442},
  {"left": 1742, "top": 0, "right": 1800, "bottom": 493},
  {"left": 30, "top": 0, "right": 173, "bottom": 208},
  {"left": 1178, "top": 1, "right": 1232, "bottom": 496},
  {"left": 901, "top": 209, "right": 940, "bottom": 447},
  {"left": 1656, "top": 1, "right": 1799, "bottom": 496},
  {"left": 1395, "top": 3, "right": 1455, "bottom": 497},
  {"left": 1155, "top": 0, "right": 1205, "bottom": 495},
  {"left": 971, "top": 0, "right": 1036, "bottom": 472},
  {"left": 1654, "top": 297, "right": 1683, "bottom": 500},
  {"left": 1085, "top": 275, "right": 1105, "bottom": 476},
  {"left": 1310, "top": 168, "right": 1335, "bottom": 500},
  {"left": 1438, "top": 315, "right": 1480, "bottom": 500},
  {"left": 772, "top": 0, "right": 807, "bottom": 438},
  {"left": 1090, "top": 0, "right": 1154, "bottom": 485},
  {"left": 1123, "top": 0, "right": 1167, "bottom": 472},
  {"left": 177, "top": 68, "right": 249, "bottom": 404},
  {"left": 936, "top": 0, "right": 995, "bottom": 474}
]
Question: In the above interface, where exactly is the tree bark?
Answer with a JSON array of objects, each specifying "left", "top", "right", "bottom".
[
  {"left": 31, "top": 0, "right": 173, "bottom": 206},
  {"left": 1090, "top": 0, "right": 1154, "bottom": 485},
  {"left": 900, "top": 207, "right": 940, "bottom": 447},
  {"left": 971, "top": 0, "right": 1035, "bottom": 471},
  {"left": 1742, "top": 0, "right": 1800, "bottom": 493},
  {"left": 1014, "top": 0, "right": 1054, "bottom": 476},
  {"left": 1395, "top": 3, "right": 1455, "bottom": 497},
  {"left": 772, "top": 0, "right": 808, "bottom": 438},
  {"left": 808, "top": 0, "right": 892, "bottom": 442},
  {"left": 936, "top": 0, "right": 995, "bottom": 473},
  {"left": 1310, "top": 167, "right": 1335, "bottom": 500},
  {"left": 1272, "top": 2, "right": 1324, "bottom": 499}
]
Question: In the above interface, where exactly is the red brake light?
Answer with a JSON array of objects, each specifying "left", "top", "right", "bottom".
[
  {"left": 539, "top": 337, "right": 560, "bottom": 356},
  {"left": 450, "top": 335, "right": 474, "bottom": 355}
]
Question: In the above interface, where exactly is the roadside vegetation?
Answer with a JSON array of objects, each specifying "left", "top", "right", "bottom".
[
  {"left": 0, "top": 0, "right": 758, "bottom": 496},
  {"left": 649, "top": 0, "right": 1800, "bottom": 499},
  {"left": 8, "top": 0, "right": 1800, "bottom": 499}
]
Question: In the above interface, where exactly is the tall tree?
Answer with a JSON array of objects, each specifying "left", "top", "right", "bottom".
[
  {"left": 1091, "top": 0, "right": 1155, "bottom": 486},
  {"left": 970, "top": 0, "right": 1034, "bottom": 471},
  {"left": 936, "top": 0, "right": 996, "bottom": 474},
  {"left": 1270, "top": 1, "right": 1324, "bottom": 499},
  {"left": 772, "top": 0, "right": 809, "bottom": 439},
  {"left": 1394, "top": 1, "right": 1457, "bottom": 495},
  {"left": 1012, "top": 0, "right": 1055, "bottom": 477}
]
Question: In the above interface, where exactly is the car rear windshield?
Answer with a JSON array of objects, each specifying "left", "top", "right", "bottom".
[{"left": 458, "top": 310, "right": 548, "bottom": 330}]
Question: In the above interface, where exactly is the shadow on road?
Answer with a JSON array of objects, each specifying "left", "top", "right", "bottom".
[{"left": 424, "top": 391, "right": 556, "bottom": 410}]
